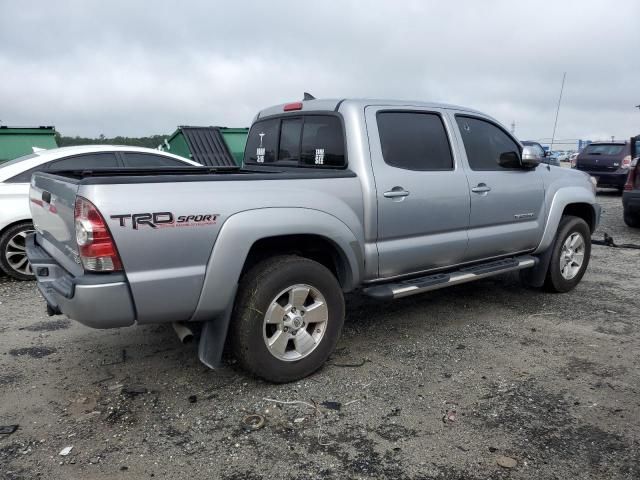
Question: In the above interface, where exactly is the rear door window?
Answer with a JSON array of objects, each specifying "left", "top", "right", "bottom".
[
  {"left": 244, "top": 115, "right": 345, "bottom": 167},
  {"left": 376, "top": 112, "right": 453, "bottom": 171},
  {"left": 122, "top": 152, "right": 189, "bottom": 167},
  {"left": 48, "top": 153, "right": 119, "bottom": 170}
]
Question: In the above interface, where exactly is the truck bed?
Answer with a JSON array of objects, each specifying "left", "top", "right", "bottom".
[
  {"left": 45, "top": 165, "right": 357, "bottom": 184},
  {"left": 29, "top": 166, "right": 364, "bottom": 325}
]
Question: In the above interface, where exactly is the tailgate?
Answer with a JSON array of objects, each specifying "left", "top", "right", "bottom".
[
  {"left": 29, "top": 172, "right": 83, "bottom": 274},
  {"left": 576, "top": 154, "right": 618, "bottom": 172}
]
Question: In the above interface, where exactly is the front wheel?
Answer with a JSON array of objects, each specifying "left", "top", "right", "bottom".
[
  {"left": 229, "top": 255, "right": 345, "bottom": 383},
  {"left": 543, "top": 215, "right": 591, "bottom": 293},
  {"left": 0, "top": 222, "right": 35, "bottom": 281}
]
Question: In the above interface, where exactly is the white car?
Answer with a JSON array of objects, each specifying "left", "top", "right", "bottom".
[{"left": 0, "top": 145, "right": 201, "bottom": 280}]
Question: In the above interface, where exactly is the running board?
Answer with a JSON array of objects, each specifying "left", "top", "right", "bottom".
[{"left": 362, "top": 255, "right": 537, "bottom": 300}]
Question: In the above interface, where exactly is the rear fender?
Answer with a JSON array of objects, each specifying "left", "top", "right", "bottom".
[{"left": 193, "top": 207, "right": 363, "bottom": 367}]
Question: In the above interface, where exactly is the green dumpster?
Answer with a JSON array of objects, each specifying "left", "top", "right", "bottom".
[
  {"left": 0, "top": 126, "right": 58, "bottom": 164},
  {"left": 162, "top": 126, "right": 248, "bottom": 167}
]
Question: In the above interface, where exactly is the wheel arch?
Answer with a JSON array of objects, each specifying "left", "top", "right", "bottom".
[
  {"left": 240, "top": 233, "right": 354, "bottom": 290},
  {"left": 0, "top": 218, "right": 33, "bottom": 237},
  {"left": 562, "top": 203, "right": 596, "bottom": 232},
  {"left": 191, "top": 207, "right": 364, "bottom": 323},
  {"left": 534, "top": 187, "right": 599, "bottom": 254}
]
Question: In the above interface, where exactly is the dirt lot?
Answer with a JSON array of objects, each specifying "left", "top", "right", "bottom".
[{"left": 1, "top": 191, "right": 638, "bottom": 480}]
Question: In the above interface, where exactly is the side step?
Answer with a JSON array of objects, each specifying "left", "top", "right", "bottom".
[{"left": 362, "top": 255, "right": 537, "bottom": 300}]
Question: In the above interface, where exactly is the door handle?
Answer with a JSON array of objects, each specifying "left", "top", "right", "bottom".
[
  {"left": 471, "top": 183, "right": 491, "bottom": 194},
  {"left": 383, "top": 188, "right": 410, "bottom": 198}
]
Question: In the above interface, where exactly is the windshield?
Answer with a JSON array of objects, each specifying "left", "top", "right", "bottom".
[
  {"left": 583, "top": 144, "right": 624, "bottom": 155},
  {"left": 0, "top": 152, "right": 40, "bottom": 168}
]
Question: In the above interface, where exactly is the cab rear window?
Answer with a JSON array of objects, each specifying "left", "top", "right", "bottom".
[{"left": 244, "top": 115, "right": 346, "bottom": 168}]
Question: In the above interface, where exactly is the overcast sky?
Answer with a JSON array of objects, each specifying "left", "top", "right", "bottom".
[{"left": 1, "top": 0, "right": 639, "bottom": 145}]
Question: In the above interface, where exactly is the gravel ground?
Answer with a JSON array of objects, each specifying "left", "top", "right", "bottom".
[{"left": 0, "top": 191, "right": 638, "bottom": 480}]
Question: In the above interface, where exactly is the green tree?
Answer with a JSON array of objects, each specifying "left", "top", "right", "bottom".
[{"left": 55, "top": 132, "right": 169, "bottom": 149}]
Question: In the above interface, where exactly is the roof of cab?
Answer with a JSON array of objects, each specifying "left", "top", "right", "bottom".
[{"left": 256, "top": 98, "right": 484, "bottom": 119}]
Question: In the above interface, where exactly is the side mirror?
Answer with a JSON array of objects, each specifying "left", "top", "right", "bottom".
[
  {"left": 498, "top": 151, "right": 522, "bottom": 169},
  {"left": 544, "top": 151, "right": 551, "bottom": 157},
  {"left": 520, "top": 148, "right": 542, "bottom": 169}
]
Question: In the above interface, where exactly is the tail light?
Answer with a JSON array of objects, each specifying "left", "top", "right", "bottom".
[
  {"left": 624, "top": 160, "right": 637, "bottom": 191},
  {"left": 74, "top": 196, "right": 122, "bottom": 272},
  {"left": 621, "top": 155, "right": 632, "bottom": 169}
]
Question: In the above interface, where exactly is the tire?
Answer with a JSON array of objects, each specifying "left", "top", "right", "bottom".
[
  {"left": 229, "top": 255, "right": 345, "bottom": 383},
  {"left": 543, "top": 215, "right": 591, "bottom": 293},
  {"left": 623, "top": 209, "right": 640, "bottom": 228},
  {"left": 0, "top": 222, "right": 35, "bottom": 281}
]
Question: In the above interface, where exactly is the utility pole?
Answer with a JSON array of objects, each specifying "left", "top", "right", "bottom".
[
  {"left": 550, "top": 72, "right": 567, "bottom": 152},
  {"left": 510, "top": 121, "right": 516, "bottom": 135}
]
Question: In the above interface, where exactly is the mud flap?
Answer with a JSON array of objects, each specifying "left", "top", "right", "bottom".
[
  {"left": 520, "top": 245, "right": 553, "bottom": 288},
  {"left": 197, "top": 298, "right": 235, "bottom": 369}
]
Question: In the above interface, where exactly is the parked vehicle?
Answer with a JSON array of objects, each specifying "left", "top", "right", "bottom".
[
  {"left": 622, "top": 135, "right": 640, "bottom": 227},
  {"left": 574, "top": 141, "right": 632, "bottom": 192},
  {"left": 556, "top": 151, "right": 571, "bottom": 162},
  {"left": 0, "top": 145, "right": 201, "bottom": 280},
  {"left": 521, "top": 141, "right": 560, "bottom": 166},
  {"left": 569, "top": 152, "right": 579, "bottom": 168},
  {"left": 26, "top": 98, "right": 600, "bottom": 382}
]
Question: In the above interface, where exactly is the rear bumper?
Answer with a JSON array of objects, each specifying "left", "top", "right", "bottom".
[
  {"left": 26, "top": 233, "right": 136, "bottom": 329},
  {"left": 578, "top": 170, "right": 629, "bottom": 188},
  {"left": 623, "top": 190, "right": 640, "bottom": 213}
]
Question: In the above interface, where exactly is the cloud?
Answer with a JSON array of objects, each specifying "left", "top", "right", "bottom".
[{"left": 1, "top": 0, "right": 639, "bottom": 145}]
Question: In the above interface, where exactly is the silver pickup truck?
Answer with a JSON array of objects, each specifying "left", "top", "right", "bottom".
[{"left": 27, "top": 98, "right": 600, "bottom": 382}]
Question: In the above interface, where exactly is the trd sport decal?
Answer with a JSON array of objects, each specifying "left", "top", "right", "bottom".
[{"left": 110, "top": 212, "right": 218, "bottom": 229}]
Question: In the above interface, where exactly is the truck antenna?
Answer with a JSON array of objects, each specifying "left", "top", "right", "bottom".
[
  {"left": 549, "top": 72, "right": 566, "bottom": 152},
  {"left": 303, "top": 92, "right": 316, "bottom": 101}
]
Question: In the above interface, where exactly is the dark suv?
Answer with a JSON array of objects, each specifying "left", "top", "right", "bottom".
[
  {"left": 575, "top": 141, "right": 632, "bottom": 192},
  {"left": 622, "top": 136, "right": 640, "bottom": 227}
]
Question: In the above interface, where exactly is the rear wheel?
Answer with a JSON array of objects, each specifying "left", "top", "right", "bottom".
[
  {"left": 543, "top": 216, "right": 591, "bottom": 293},
  {"left": 623, "top": 209, "right": 640, "bottom": 228},
  {"left": 229, "top": 255, "right": 345, "bottom": 383},
  {"left": 0, "top": 222, "right": 35, "bottom": 281}
]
